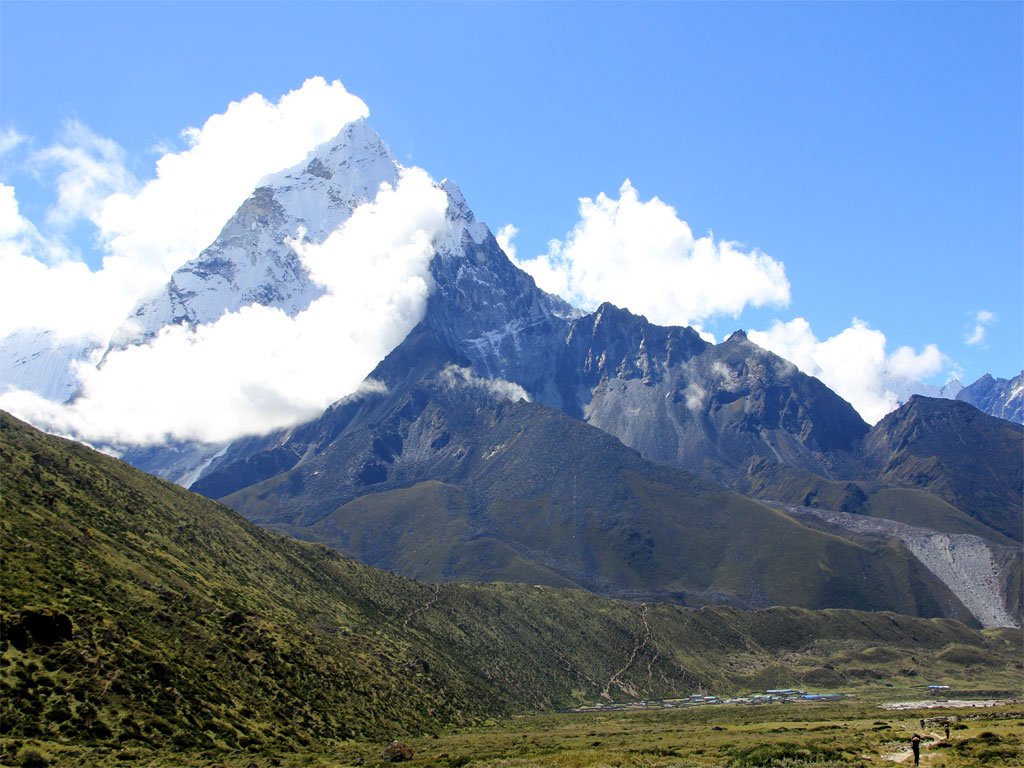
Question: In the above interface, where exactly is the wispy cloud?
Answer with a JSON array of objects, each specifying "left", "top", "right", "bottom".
[
  {"left": 965, "top": 309, "right": 996, "bottom": 346},
  {"left": 0, "top": 128, "right": 27, "bottom": 156},
  {"left": 749, "top": 317, "right": 947, "bottom": 424},
  {"left": 33, "top": 120, "right": 137, "bottom": 229},
  {"left": 511, "top": 180, "right": 790, "bottom": 327},
  {"left": 439, "top": 364, "right": 530, "bottom": 403}
]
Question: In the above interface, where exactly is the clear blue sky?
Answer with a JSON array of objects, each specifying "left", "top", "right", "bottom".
[{"left": 2, "top": 0, "right": 1021, "bottom": 386}]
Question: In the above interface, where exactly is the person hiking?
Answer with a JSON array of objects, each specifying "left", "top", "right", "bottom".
[{"left": 911, "top": 733, "right": 921, "bottom": 765}]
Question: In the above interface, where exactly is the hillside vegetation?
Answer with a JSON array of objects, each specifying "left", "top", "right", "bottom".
[{"left": 2, "top": 411, "right": 1020, "bottom": 760}]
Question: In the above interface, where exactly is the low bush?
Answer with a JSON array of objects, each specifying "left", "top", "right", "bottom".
[{"left": 728, "top": 742, "right": 847, "bottom": 767}]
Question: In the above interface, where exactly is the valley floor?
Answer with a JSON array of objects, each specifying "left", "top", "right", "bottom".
[{"left": 5, "top": 689, "right": 1021, "bottom": 768}]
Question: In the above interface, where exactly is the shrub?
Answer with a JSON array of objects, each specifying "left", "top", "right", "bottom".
[
  {"left": 728, "top": 742, "right": 846, "bottom": 767},
  {"left": 17, "top": 747, "right": 50, "bottom": 768}
]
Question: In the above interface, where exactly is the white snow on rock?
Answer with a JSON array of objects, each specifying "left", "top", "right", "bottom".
[
  {"left": 0, "top": 330, "right": 100, "bottom": 403},
  {"left": 114, "top": 117, "right": 404, "bottom": 346}
]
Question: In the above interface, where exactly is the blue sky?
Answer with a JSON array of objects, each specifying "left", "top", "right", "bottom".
[{"left": 1, "top": 1, "right": 1021, "bottom": 430}]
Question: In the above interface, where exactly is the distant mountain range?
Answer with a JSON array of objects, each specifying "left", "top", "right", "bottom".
[
  {"left": 2, "top": 118, "right": 1021, "bottom": 628},
  {"left": 955, "top": 370, "right": 1024, "bottom": 424}
]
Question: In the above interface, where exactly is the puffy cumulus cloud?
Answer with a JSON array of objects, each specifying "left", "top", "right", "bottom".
[
  {"left": 439, "top": 365, "right": 531, "bottom": 403},
  {"left": 0, "top": 168, "right": 448, "bottom": 445},
  {"left": 0, "top": 77, "right": 368, "bottom": 345},
  {"left": 749, "top": 318, "right": 947, "bottom": 424},
  {"left": 512, "top": 180, "right": 790, "bottom": 327},
  {"left": 965, "top": 309, "right": 996, "bottom": 346}
]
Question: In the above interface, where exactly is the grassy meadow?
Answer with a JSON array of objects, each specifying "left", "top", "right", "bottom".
[{"left": 4, "top": 691, "right": 1021, "bottom": 767}]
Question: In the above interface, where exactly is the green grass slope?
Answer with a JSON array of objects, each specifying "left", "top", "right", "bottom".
[{"left": 2, "top": 411, "right": 1019, "bottom": 760}]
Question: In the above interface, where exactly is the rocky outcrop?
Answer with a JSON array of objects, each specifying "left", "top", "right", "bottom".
[{"left": 382, "top": 741, "right": 414, "bottom": 762}]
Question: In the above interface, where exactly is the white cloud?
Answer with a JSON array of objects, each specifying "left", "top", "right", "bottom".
[
  {"left": 34, "top": 121, "right": 137, "bottom": 229},
  {"left": 692, "top": 326, "right": 717, "bottom": 344},
  {"left": 0, "top": 167, "right": 448, "bottom": 445},
  {"left": 965, "top": 309, "right": 996, "bottom": 346},
  {"left": 495, "top": 223, "right": 518, "bottom": 261},
  {"left": 684, "top": 381, "right": 706, "bottom": 412},
  {"left": 97, "top": 76, "right": 368, "bottom": 286},
  {"left": 0, "top": 77, "right": 368, "bottom": 346},
  {"left": 749, "top": 318, "right": 947, "bottom": 424},
  {"left": 0, "top": 184, "right": 28, "bottom": 238},
  {"left": 512, "top": 180, "right": 790, "bottom": 327},
  {"left": 439, "top": 364, "right": 531, "bottom": 403},
  {"left": 0, "top": 128, "right": 27, "bottom": 156},
  {"left": 0, "top": 185, "right": 99, "bottom": 341}
]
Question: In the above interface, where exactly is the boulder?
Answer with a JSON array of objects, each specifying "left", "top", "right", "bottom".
[{"left": 382, "top": 740, "right": 414, "bottom": 762}]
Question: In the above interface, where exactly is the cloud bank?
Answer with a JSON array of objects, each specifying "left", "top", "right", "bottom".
[
  {"left": 0, "top": 168, "right": 448, "bottom": 444},
  {"left": 0, "top": 76, "right": 368, "bottom": 343},
  {"left": 749, "top": 317, "right": 946, "bottom": 424},
  {"left": 511, "top": 180, "right": 791, "bottom": 328}
]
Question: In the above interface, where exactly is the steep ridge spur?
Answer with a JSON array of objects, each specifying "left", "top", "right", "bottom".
[{"left": 862, "top": 396, "right": 1024, "bottom": 543}]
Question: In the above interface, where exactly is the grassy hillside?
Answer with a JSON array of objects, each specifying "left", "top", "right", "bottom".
[{"left": 2, "top": 411, "right": 1020, "bottom": 761}]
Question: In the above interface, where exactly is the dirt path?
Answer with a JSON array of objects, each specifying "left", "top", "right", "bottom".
[
  {"left": 880, "top": 745, "right": 913, "bottom": 764},
  {"left": 641, "top": 604, "right": 661, "bottom": 689},
  {"left": 601, "top": 604, "right": 653, "bottom": 700},
  {"left": 881, "top": 730, "right": 944, "bottom": 764},
  {"left": 402, "top": 583, "right": 441, "bottom": 629}
]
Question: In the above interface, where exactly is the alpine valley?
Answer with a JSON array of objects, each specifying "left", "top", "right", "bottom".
[
  {"left": 3, "top": 112, "right": 1024, "bottom": 767},
  {"left": 3, "top": 118, "right": 1021, "bottom": 629}
]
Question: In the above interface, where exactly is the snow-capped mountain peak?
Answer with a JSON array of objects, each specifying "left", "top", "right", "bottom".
[
  {"left": 435, "top": 178, "right": 490, "bottom": 255},
  {"left": 258, "top": 117, "right": 401, "bottom": 233},
  {"left": 114, "top": 118, "right": 405, "bottom": 347}
]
